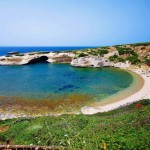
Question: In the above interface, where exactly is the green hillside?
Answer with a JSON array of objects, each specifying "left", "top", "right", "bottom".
[{"left": 0, "top": 99, "right": 150, "bottom": 149}]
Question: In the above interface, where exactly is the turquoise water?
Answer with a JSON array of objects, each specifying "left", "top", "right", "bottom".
[{"left": 0, "top": 63, "right": 133, "bottom": 101}]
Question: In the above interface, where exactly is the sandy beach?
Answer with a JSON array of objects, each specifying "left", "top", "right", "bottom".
[{"left": 81, "top": 67, "right": 150, "bottom": 114}]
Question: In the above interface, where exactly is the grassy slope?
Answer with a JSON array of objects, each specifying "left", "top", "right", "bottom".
[{"left": 0, "top": 100, "right": 150, "bottom": 149}]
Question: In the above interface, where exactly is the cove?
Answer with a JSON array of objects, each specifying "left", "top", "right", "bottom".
[{"left": 0, "top": 63, "right": 133, "bottom": 101}]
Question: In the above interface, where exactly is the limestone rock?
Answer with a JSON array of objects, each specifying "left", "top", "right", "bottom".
[
  {"left": 0, "top": 52, "right": 75, "bottom": 65},
  {"left": 71, "top": 56, "right": 130, "bottom": 69},
  {"left": 71, "top": 56, "right": 111, "bottom": 67}
]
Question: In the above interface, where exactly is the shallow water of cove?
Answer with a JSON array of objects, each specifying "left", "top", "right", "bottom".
[{"left": 0, "top": 63, "right": 133, "bottom": 102}]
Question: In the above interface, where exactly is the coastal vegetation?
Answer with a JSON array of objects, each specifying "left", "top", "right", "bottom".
[
  {"left": 126, "top": 55, "right": 140, "bottom": 64},
  {"left": 78, "top": 53, "right": 88, "bottom": 57},
  {"left": 15, "top": 53, "right": 25, "bottom": 56},
  {"left": 98, "top": 49, "right": 109, "bottom": 56},
  {"left": 114, "top": 42, "right": 150, "bottom": 47},
  {"left": 0, "top": 99, "right": 149, "bottom": 149},
  {"left": 73, "top": 42, "right": 150, "bottom": 66}
]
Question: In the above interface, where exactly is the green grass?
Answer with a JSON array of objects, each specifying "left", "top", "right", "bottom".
[{"left": 0, "top": 99, "right": 150, "bottom": 149}]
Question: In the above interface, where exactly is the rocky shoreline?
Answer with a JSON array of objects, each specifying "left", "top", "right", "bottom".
[
  {"left": 0, "top": 51, "right": 131, "bottom": 70},
  {"left": 0, "top": 52, "right": 75, "bottom": 65}
]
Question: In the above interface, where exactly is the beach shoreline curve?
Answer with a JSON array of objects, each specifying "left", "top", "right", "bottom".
[{"left": 81, "top": 68, "right": 150, "bottom": 114}]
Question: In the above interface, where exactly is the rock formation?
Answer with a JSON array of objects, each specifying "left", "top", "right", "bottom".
[
  {"left": 71, "top": 56, "right": 130, "bottom": 69},
  {"left": 0, "top": 52, "right": 75, "bottom": 65}
]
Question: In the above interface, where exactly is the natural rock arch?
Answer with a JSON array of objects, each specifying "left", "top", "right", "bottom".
[{"left": 27, "top": 56, "right": 49, "bottom": 64}]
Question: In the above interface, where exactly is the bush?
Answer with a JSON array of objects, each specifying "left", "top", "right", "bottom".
[
  {"left": 87, "top": 51, "right": 98, "bottom": 56},
  {"left": 117, "top": 47, "right": 133, "bottom": 55},
  {"left": 126, "top": 56, "right": 140, "bottom": 64},
  {"left": 78, "top": 53, "right": 88, "bottom": 57},
  {"left": 130, "top": 51, "right": 138, "bottom": 56},
  {"left": 118, "top": 57, "right": 125, "bottom": 62},
  {"left": 15, "top": 54, "right": 24, "bottom": 56},
  {"left": 109, "top": 55, "right": 118, "bottom": 61},
  {"left": 112, "top": 54, "right": 118, "bottom": 58},
  {"left": 99, "top": 49, "right": 109, "bottom": 56},
  {"left": 109, "top": 55, "right": 125, "bottom": 63}
]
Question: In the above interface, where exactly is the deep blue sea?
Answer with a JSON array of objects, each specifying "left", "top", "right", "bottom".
[{"left": 0, "top": 46, "right": 95, "bottom": 56}]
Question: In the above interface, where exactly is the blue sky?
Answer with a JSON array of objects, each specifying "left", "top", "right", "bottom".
[{"left": 0, "top": 0, "right": 150, "bottom": 46}]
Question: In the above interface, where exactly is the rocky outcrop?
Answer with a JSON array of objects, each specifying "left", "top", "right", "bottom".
[
  {"left": 0, "top": 53, "right": 130, "bottom": 69},
  {"left": 104, "top": 50, "right": 119, "bottom": 58},
  {"left": 71, "top": 56, "right": 112, "bottom": 67},
  {"left": 0, "top": 52, "right": 75, "bottom": 65},
  {"left": 71, "top": 56, "right": 130, "bottom": 69}
]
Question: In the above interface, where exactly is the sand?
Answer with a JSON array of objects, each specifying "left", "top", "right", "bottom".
[{"left": 81, "top": 68, "right": 150, "bottom": 114}]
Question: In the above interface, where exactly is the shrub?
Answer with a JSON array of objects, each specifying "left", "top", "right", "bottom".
[
  {"left": 112, "top": 54, "right": 118, "bottom": 58},
  {"left": 99, "top": 49, "right": 109, "bottom": 56},
  {"left": 87, "top": 51, "right": 98, "bottom": 56},
  {"left": 109, "top": 55, "right": 118, "bottom": 61},
  {"left": 78, "top": 53, "right": 88, "bottom": 57},
  {"left": 117, "top": 47, "right": 134, "bottom": 55},
  {"left": 126, "top": 56, "right": 140, "bottom": 64},
  {"left": 118, "top": 57, "right": 125, "bottom": 62},
  {"left": 15, "top": 54, "right": 24, "bottom": 56},
  {"left": 109, "top": 55, "right": 126, "bottom": 63},
  {"left": 139, "top": 99, "right": 150, "bottom": 106}
]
